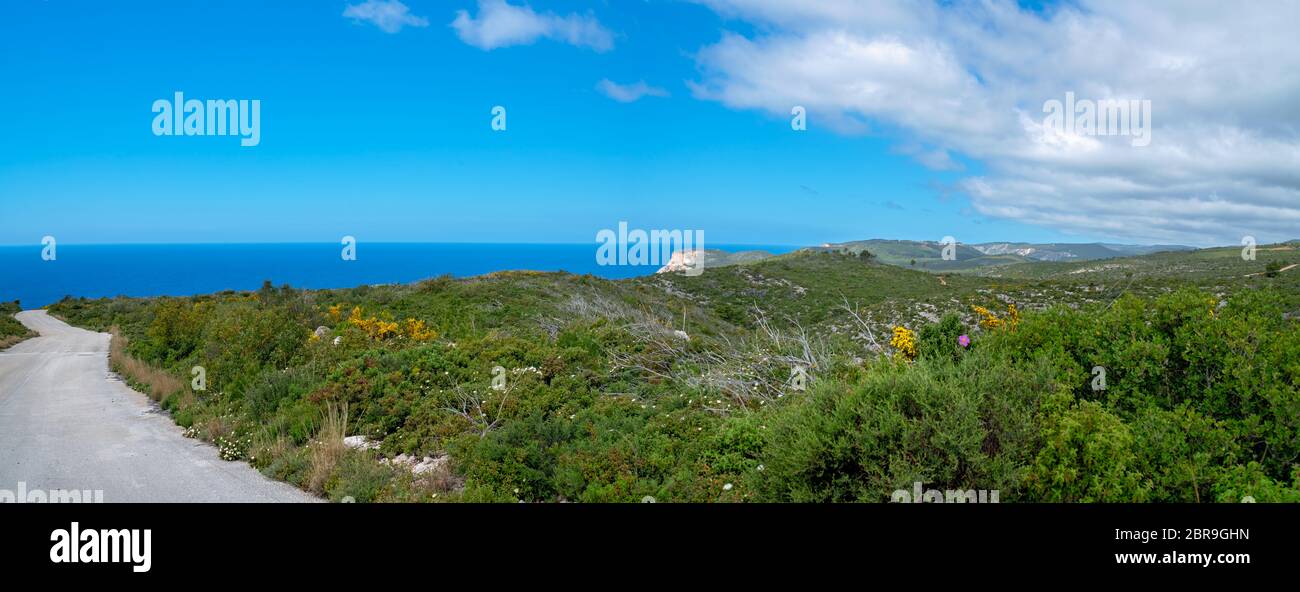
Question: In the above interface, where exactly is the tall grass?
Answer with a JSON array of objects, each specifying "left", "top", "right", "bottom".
[
  {"left": 108, "top": 327, "right": 183, "bottom": 401},
  {"left": 308, "top": 402, "right": 348, "bottom": 494}
]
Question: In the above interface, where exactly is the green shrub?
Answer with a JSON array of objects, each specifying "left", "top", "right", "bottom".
[
  {"left": 325, "top": 452, "right": 396, "bottom": 503},
  {"left": 1026, "top": 395, "right": 1150, "bottom": 502},
  {"left": 758, "top": 352, "right": 1050, "bottom": 502},
  {"left": 1212, "top": 462, "right": 1300, "bottom": 503},
  {"left": 917, "top": 313, "right": 968, "bottom": 363},
  {"left": 264, "top": 447, "right": 312, "bottom": 488},
  {"left": 244, "top": 366, "right": 317, "bottom": 420}
]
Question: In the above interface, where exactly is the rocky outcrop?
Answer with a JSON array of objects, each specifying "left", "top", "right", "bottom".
[
  {"left": 657, "top": 249, "right": 705, "bottom": 274},
  {"left": 656, "top": 249, "right": 775, "bottom": 274}
]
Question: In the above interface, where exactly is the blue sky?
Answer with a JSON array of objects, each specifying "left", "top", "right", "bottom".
[{"left": 3, "top": 1, "right": 1294, "bottom": 247}]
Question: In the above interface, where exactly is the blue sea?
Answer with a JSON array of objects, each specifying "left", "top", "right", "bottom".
[{"left": 0, "top": 243, "right": 797, "bottom": 309}]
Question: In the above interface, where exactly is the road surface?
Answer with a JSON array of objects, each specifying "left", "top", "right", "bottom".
[{"left": 0, "top": 310, "right": 315, "bottom": 502}]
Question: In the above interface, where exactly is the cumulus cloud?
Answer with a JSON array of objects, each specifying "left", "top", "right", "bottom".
[
  {"left": 451, "top": 0, "right": 613, "bottom": 52},
  {"left": 596, "top": 79, "right": 670, "bottom": 103},
  {"left": 343, "top": 0, "right": 429, "bottom": 34},
  {"left": 690, "top": 0, "right": 1300, "bottom": 245}
]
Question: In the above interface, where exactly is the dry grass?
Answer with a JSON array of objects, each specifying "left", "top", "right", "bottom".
[
  {"left": 415, "top": 457, "right": 463, "bottom": 497},
  {"left": 108, "top": 327, "right": 184, "bottom": 401},
  {"left": 249, "top": 432, "right": 293, "bottom": 468},
  {"left": 0, "top": 334, "right": 30, "bottom": 351},
  {"left": 605, "top": 304, "right": 828, "bottom": 411},
  {"left": 202, "top": 413, "right": 235, "bottom": 442},
  {"left": 308, "top": 402, "right": 348, "bottom": 494}
]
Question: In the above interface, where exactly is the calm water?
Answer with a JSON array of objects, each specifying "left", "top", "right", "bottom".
[{"left": 0, "top": 243, "right": 796, "bottom": 309}]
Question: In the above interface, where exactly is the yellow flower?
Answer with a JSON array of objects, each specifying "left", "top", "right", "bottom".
[
  {"left": 402, "top": 318, "right": 437, "bottom": 341},
  {"left": 972, "top": 305, "right": 1003, "bottom": 330},
  {"left": 890, "top": 326, "right": 918, "bottom": 361},
  {"left": 375, "top": 320, "right": 399, "bottom": 339},
  {"left": 344, "top": 306, "right": 437, "bottom": 342}
]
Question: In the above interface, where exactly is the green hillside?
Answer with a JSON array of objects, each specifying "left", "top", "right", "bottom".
[
  {"left": 46, "top": 245, "right": 1300, "bottom": 503},
  {"left": 975, "top": 243, "right": 1300, "bottom": 310},
  {"left": 808, "top": 239, "right": 1004, "bottom": 271}
]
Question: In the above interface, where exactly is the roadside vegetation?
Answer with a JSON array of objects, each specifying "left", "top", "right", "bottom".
[
  {"left": 0, "top": 301, "right": 34, "bottom": 350},
  {"left": 47, "top": 246, "right": 1300, "bottom": 502}
]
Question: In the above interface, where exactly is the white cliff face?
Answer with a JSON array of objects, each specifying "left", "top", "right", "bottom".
[
  {"left": 656, "top": 249, "right": 703, "bottom": 274},
  {"left": 971, "top": 243, "right": 1038, "bottom": 257},
  {"left": 971, "top": 243, "right": 1080, "bottom": 261}
]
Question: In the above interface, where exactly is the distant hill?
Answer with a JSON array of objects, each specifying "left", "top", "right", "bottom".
[
  {"left": 654, "top": 239, "right": 1202, "bottom": 274},
  {"left": 804, "top": 239, "right": 1195, "bottom": 272},
  {"left": 971, "top": 242, "right": 1195, "bottom": 261}
]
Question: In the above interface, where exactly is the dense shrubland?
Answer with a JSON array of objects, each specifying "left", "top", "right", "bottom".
[{"left": 47, "top": 257, "right": 1300, "bottom": 503}]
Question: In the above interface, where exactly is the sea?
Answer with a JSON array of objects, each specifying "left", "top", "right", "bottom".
[{"left": 0, "top": 243, "right": 797, "bottom": 309}]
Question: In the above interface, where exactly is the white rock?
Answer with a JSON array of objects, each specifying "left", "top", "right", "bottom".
[
  {"left": 413, "top": 456, "right": 447, "bottom": 476},
  {"left": 656, "top": 250, "right": 705, "bottom": 274},
  {"left": 343, "top": 435, "right": 378, "bottom": 451}
]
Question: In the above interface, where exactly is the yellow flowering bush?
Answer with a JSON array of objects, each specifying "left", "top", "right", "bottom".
[
  {"left": 342, "top": 305, "right": 436, "bottom": 342},
  {"left": 402, "top": 318, "right": 438, "bottom": 341},
  {"left": 973, "top": 303, "right": 1020, "bottom": 330},
  {"left": 972, "top": 305, "right": 1003, "bottom": 330},
  {"left": 890, "top": 326, "right": 918, "bottom": 361}
]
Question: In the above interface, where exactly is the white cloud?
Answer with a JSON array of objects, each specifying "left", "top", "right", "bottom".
[
  {"left": 451, "top": 0, "right": 613, "bottom": 52},
  {"left": 343, "top": 0, "right": 429, "bottom": 34},
  {"left": 689, "top": 0, "right": 1300, "bottom": 245},
  {"left": 596, "top": 79, "right": 670, "bottom": 103}
]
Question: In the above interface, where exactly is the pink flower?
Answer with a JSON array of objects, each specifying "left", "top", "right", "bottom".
[{"left": 958, "top": 334, "right": 971, "bottom": 348}]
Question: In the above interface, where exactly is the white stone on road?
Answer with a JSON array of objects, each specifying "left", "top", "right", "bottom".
[{"left": 0, "top": 310, "right": 315, "bottom": 502}]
